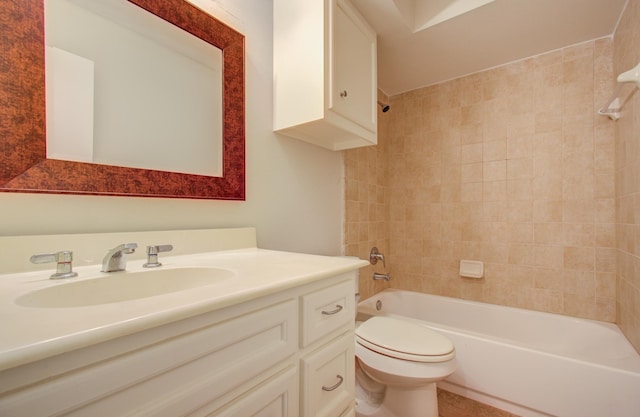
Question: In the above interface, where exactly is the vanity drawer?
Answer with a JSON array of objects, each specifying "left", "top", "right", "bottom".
[
  {"left": 301, "top": 279, "right": 355, "bottom": 347},
  {"left": 301, "top": 332, "right": 354, "bottom": 417}
]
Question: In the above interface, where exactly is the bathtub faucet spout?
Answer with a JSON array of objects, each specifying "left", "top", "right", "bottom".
[{"left": 373, "top": 272, "right": 390, "bottom": 281}]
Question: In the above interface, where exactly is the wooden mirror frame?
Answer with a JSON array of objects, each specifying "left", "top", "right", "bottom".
[{"left": 0, "top": 0, "right": 245, "bottom": 199}]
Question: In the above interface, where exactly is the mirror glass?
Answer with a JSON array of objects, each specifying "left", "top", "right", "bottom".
[
  {"left": 46, "top": 0, "right": 222, "bottom": 176},
  {"left": 0, "top": 0, "right": 245, "bottom": 200}
]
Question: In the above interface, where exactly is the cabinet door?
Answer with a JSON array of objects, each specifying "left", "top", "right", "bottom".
[
  {"left": 301, "top": 332, "right": 355, "bottom": 417},
  {"left": 211, "top": 366, "right": 298, "bottom": 417},
  {"left": 0, "top": 299, "right": 297, "bottom": 417},
  {"left": 330, "top": 0, "right": 376, "bottom": 133},
  {"left": 340, "top": 408, "right": 356, "bottom": 417}
]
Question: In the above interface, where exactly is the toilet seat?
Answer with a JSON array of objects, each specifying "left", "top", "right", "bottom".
[{"left": 355, "top": 316, "right": 454, "bottom": 363}]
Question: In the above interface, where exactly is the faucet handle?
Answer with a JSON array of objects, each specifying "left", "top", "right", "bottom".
[
  {"left": 369, "top": 247, "right": 386, "bottom": 267},
  {"left": 30, "top": 250, "right": 78, "bottom": 279},
  {"left": 143, "top": 244, "right": 173, "bottom": 268}
]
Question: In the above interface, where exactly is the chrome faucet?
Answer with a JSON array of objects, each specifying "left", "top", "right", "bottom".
[
  {"left": 101, "top": 243, "right": 138, "bottom": 272},
  {"left": 373, "top": 272, "right": 390, "bottom": 281},
  {"left": 30, "top": 250, "right": 78, "bottom": 279},
  {"left": 369, "top": 247, "right": 386, "bottom": 267},
  {"left": 143, "top": 244, "right": 173, "bottom": 268}
]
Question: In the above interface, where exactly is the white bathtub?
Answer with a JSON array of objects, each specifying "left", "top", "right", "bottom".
[{"left": 357, "top": 289, "right": 640, "bottom": 417}]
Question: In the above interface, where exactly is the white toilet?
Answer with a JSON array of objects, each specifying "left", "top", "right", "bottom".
[{"left": 354, "top": 316, "right": 456, "bottom": 417}]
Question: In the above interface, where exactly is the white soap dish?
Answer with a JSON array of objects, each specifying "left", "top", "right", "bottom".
[{"left": 459, "top": 260, "right": 484, "bottom": 279}]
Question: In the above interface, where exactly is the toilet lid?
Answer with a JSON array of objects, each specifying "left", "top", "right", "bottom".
[{"left": 355, "top": 316, "right": 454, "bottom": 362}]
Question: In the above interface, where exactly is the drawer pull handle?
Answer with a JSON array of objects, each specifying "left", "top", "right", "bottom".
[
  {"left": 321, "top": 304, "right": 343, "bottom": 315},
  {"left": 322, "top": 375, "right": 344, "bottom": 391}
]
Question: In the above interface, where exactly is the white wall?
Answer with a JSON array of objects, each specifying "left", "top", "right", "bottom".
[{"left": 0, "top": 0, "right": 345, "bottom": 256}]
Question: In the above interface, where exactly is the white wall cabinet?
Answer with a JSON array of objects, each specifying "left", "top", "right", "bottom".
[
  {"left": 274, "top": 0, "right": 377, "bottom": 150},
  {"left": 0, "top": 272, "right": 357, "bottom": 417}
]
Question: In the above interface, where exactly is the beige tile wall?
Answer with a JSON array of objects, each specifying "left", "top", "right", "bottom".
[
  {"left": 346, "top": 39, "right": 618, "bottom": 322},
  {"left": 347, "top": 2, "right": 640, "bottom": 352},
  {"left": 613, "top": 0, "right": 640, "bottom": 352},
  {"left": 344, "top": 91, "right": 391, "bottom": 301}
]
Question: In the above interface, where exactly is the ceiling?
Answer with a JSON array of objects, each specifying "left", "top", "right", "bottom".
[{"left": 350, "top": 0, "right": 628, "bottom": 96}]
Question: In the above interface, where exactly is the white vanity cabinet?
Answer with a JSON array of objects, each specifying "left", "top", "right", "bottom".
[
  {"left": 273, "top": 0, "right": 377, "bottom": 150},
  {"left": 0, "top": 272, "right": 357, "bottom": 417}
]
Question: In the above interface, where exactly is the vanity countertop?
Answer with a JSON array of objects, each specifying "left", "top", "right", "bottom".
[{"left": 0, "top": 248, "right": 368, "bottom": 372}]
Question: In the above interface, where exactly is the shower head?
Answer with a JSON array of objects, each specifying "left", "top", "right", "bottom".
[{"left": 377, "top": 100, "right": 390, "bottom": 113}]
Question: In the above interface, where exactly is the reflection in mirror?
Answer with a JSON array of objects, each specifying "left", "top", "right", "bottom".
[
  {"left": 46, "top": 0, "right": 223, "bottom": 177},
  {"left": 0, "top": 0, "right": 245, "bottom": 199}
]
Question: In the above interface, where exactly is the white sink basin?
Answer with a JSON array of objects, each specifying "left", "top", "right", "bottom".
[{"left": 16, "top": 267, "right": 235, "bottom": 308}]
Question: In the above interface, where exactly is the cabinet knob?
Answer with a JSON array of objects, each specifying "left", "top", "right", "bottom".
[{"left": 339, "top": 90, "right": 348, "bottom": 98}]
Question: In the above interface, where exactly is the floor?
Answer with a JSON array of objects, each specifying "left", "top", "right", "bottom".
[{"left": 437, "top": 389, "right": 522, "bottom": 417}]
